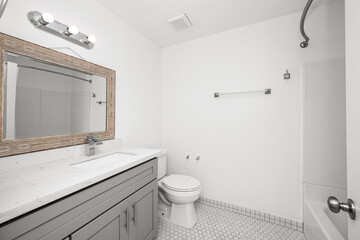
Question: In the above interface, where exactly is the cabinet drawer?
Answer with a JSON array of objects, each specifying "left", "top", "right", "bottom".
[{"left": 0, "top": 158, "right": 157, "bottom": 240}]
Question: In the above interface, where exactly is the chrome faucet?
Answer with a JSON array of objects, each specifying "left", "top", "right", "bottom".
[{"left": 85, "top": 136, "right": 103, "bottom": 156}]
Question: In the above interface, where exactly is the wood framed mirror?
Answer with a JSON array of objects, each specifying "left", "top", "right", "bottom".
[{"left": 0, "top": 33, "right": 115, "bottom": 157}]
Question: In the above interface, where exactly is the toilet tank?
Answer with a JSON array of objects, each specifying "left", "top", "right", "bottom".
[{"left": 157, "top": 154, "right": 167, "bottom": 179}]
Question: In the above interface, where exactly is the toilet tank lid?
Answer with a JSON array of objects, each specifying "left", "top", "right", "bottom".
[{"left": 162, "top": 174, "right": 200, "bottom": 192}]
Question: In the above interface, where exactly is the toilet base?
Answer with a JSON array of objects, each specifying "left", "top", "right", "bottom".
[
  {"left": 160, "top": 202, "right": 198, "bottom": 229},
  {"left": 158, "top": 203, "right": 170, "bottom": 219}
]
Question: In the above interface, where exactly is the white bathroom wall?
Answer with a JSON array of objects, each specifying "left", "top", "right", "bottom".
[
  {"left": 161, "top": 1, "right": 345, "bottom": 222},
  {"left": 302, "top": 59, "right": 346, "bottom": 189},
  {"left": 302, "top": 58, "right": 347, "bottom": 239},
  {"left": 0, "top": 0, "right": 161, "bottom": 161}
]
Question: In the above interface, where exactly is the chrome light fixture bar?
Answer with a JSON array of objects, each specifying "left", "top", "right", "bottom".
[
  {"left": 27, "top": 11, "right": 96, "bottom": 49},
  {"left": 0, "top": 0, "right": 8, "bottom": 19}
]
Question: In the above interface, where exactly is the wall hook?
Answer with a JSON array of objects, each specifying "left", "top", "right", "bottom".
[{"left": 284, "top": 69, "right": 291, "bottom": 80}]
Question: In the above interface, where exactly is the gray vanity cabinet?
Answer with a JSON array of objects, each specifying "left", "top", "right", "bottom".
[
  {"left": 71, "top": 180, "right": 158, "bottom": 240},
  {"left": 0, "top": 158, "right": 158, "bottom": 240}
]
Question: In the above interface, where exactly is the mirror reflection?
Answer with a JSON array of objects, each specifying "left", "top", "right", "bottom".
[{"left": 3, "top": 51, "right": 107, "bottom": 140}]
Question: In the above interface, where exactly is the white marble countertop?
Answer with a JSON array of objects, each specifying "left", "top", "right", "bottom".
[{"left": 0, "top": 145, "right": 164, "bottom": 224}]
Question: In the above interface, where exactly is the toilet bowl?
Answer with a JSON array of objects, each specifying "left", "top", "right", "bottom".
[{"left": 157, "top": 155, "right": 201, "bottom": 228}]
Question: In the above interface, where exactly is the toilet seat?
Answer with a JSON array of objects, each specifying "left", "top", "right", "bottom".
[{"left": 162, "top": 174, "right": 200, "bottom": 192}]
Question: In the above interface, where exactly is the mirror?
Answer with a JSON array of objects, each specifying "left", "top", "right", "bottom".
[
  {"left": 4, "top": 51, "right": 107, "bottom": 139},
  {"left": 0, "top": 33, "right": 115, "bottom": 157}
]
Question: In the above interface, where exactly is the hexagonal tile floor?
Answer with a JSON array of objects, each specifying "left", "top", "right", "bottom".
[{"left": 155, "top": 203, "right": 304, "bottom": 240}]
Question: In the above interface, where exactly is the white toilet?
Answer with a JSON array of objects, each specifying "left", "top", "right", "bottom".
[{"left": 157, "top": 155, "right": 201, "bottom": 229}]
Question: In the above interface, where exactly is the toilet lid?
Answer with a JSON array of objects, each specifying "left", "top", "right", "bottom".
[{"left": 162, "top": 174, "right": 200, "bottom": 192}]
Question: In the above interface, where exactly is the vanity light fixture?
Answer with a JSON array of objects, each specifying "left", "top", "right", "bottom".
[
  {"left": 27, "top": 11, "right": 96, "bottom": 49},
  {"left": 64, "top": 25, "right": 79, "bottom": 36},
  {"left": 0, "top": 0, "right": 8, "bottom": 19},
  {"left": 83, "top": 35, "right": 96, "bottom": 44},
  {"left": 39, "top": 12, "right": 54, "bottom": 25}
]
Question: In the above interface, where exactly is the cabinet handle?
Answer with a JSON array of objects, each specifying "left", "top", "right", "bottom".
[
  {"left": 124, "top": 208, "right": 129, "bottom": 232},
  {"left": 132, "top": 203, "right": 137, "bottom": 225}
]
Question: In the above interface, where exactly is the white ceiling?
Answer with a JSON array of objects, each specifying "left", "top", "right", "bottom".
[{"left": 97, "top": 0, "right": 338, "bottom": 47}]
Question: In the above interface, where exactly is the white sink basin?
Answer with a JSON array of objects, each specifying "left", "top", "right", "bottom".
[{"left": 72, "top": 153, "right": 137, "bottom": 171}]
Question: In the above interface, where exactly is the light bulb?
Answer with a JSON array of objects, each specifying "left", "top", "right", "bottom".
[
  {"left": 40, "top": 12, "right": 54, "bottom": 25},
  {"left": 66, "top": 25, "right": 79, "bottom": 35},
  {"left": 86, "top": 35, "right": 96, "bottom": 44}
]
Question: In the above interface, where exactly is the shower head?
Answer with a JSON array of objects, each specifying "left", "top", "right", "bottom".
[{"left": 0, "top": 0, "right": 8, "bottom": 19}]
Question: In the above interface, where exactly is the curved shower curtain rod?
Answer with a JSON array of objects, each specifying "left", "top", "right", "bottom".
[{"left": 300, "top": 0, "right": 314, "bottom": 48}]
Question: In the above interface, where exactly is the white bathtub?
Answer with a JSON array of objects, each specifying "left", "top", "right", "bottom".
[{"left": 304, "top": 200, "right": 347, "bottom": 240}]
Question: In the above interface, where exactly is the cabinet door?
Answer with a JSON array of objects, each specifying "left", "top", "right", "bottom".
[
  {"left": 130, "top": 180, "right": 158, "bottom": 240},
  {"left": 71, "top": 200, "right": 130, "bottom": 240}
]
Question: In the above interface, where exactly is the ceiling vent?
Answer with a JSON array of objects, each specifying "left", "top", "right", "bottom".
[{"left": 167, "top": 14, "right": 192, "bottom": 31}]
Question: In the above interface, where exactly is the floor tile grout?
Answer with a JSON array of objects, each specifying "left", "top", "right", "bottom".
[{"left": 155, "top": 202, "right": 304, "bottom": 240}]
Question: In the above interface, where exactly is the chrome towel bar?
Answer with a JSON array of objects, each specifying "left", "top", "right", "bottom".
[{"left": 214, "top": 88, "right": 271, "bottom": 98}]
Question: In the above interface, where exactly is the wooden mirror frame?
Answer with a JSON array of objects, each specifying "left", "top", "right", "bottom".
[{"left": 0, "top": 33, "right": 115, "bottom": 157}]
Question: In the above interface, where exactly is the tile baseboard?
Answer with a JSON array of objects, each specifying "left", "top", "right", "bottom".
[{"left": 197, "top": 196, "right": 304, "bottom": 233}]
